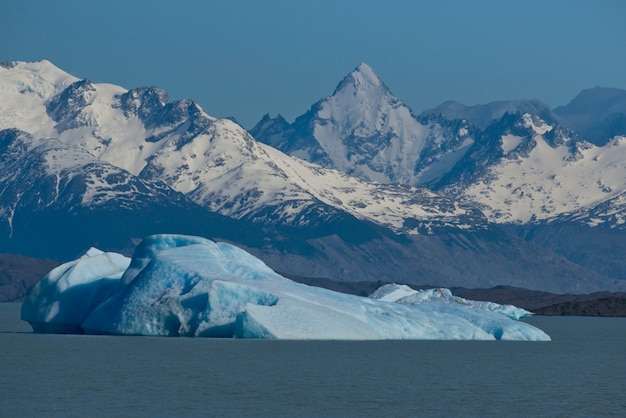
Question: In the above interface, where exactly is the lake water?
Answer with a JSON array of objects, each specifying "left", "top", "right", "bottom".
[{"left": 1, "top": 303, "right": 625, "bottom": 417}]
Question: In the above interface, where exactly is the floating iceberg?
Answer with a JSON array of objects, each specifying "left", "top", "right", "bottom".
[
  {"left": 21, "top": 234, "right": 550, "bottom": 341},
  {"left": 370, "top": 284, "right": 533, "bottom": 320}
]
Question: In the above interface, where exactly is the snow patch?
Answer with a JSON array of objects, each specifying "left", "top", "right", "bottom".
[{"left": 501, "top": 134, "right": 524, "bottom": 154}]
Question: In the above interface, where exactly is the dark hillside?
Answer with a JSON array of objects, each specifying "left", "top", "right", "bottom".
[{"left": 0, "top": 254, "right": 59, "bottom": 302}]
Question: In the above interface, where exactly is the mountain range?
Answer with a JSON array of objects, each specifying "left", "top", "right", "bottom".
[{"left": 2, "top": 60, "right": 626, "bottom": 294}]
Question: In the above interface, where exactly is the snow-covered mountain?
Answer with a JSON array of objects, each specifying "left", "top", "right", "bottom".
[
  {"left": 425, "top": 88, "right": 626, "bottom": 148},
  {"left": 420, "top": 97, "right": 626, "bottom": 282},
  {"left": 428, "top": 113, "right": 626, "bottom": 229},
  {"left": 251, "top": 63, "right": 477, "bottom": 188},
  {"left": 420, "top": 98, "right": 557, "bottom": 130},
  {"left": 3, "top": 60, "right": 626, "bottom": 293},
  {"left": 0, "top": 128, "right": 188, "bottom": 219},
  {"left": 247, "top": 63, "right": 626, "bottom": 287},
  {"left": 252, "top": 63, "right": 626, "bottom": 228},
  {"left": 0, "top": 127, "right": 244, "bottom": 259},
  {"left": 0, "top": 60, "right": 484, "bottom": 236}
]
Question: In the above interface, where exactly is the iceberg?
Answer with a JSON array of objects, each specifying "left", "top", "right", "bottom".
[
  {"left": 21, "top": 234, "right": 550, "bottom": 341},
  {"left": 370, "top": 284, "right": 534, "bottom": 320}
]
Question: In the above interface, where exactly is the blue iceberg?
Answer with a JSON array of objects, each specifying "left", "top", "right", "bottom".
[{"left": 21, "top": 234, "right": 550, "bottom": 341}]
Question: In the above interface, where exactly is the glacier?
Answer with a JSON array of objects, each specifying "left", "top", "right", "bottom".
[{"left": 21, "top": 234, "right": 550, "bottom": 341}]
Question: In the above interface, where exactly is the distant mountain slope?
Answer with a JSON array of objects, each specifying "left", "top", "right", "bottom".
[
  {"left": 252, "top": 227, "right": 625, "bottom": 294},
  {"left": 554, "top": 87, "right": 626, "bottom": 145},
  {"left": 247, "top": 63, "right": 626, "bottom": 289},
  {"left": 0, "top": 128, "right": 248, "bottom": 259},
  {"left": 420, "top": 98, "right": 556, "bottom": 129}
]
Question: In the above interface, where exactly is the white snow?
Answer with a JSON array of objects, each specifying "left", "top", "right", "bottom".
[
  {"left": 522, "top": 113, "right": 553, "bottom": 135},
  {"left": 501, "top": 134, "right": 524, "bottom": 154},
  {"left": 0, "top": 60, "right": 77, "bottom": 138},
  {"left": 462, "top": 115, "right": 626, "bottom": 224},
  {"left": 274, "top": 63, "right": 478, "bottom": 189},
  {"left": 21, "top": 234, "right": 550, "bottom": 341},
  {"left": 312, "top": 64, "right": 431, "bottom": 185}
]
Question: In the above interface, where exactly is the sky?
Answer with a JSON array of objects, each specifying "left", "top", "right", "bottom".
[{"left": 2, "top": 0, "right": 625, "bottom": 128}]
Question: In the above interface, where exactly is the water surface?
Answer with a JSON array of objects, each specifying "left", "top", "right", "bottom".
[{"left": 1, "top": 303, "right": 625, "bottom": 417}]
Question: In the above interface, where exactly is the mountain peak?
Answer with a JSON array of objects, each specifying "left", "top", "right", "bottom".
[
  {"left": 333, "top": 63, "right": 386, "bottom": 96},
  {"left": 353, "top": 62, "right": 378, "bottom": 81}
]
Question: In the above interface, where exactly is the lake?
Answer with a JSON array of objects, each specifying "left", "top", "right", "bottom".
[{"left": 1, "top": 303, "right": 625, "bottom": 417}]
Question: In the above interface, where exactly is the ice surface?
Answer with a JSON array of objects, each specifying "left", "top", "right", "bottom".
[
  {"left": 20, "top": 248, "right": 130, "bottom": 333},
  {"left": 370, "top": 284, "right": 534, "bottom": 320},
  {"left": 21, "top": 234, "right": 550, "bottom": 340}
]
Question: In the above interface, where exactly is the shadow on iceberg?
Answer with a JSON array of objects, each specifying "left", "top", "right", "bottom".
[{"left": 21, "top": 234, "right": 550, "bottom": 341}]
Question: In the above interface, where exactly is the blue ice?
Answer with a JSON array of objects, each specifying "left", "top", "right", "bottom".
[{"left": 21, "top": 234, "right": 550, "bottom": 341}]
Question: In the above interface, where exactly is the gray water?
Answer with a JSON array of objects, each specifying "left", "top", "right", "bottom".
[{"left": 1, "top": 303, "right": 625, "bottom": 417}]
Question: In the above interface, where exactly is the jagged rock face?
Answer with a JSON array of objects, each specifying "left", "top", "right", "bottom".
[
  {"left": 0, "top": 129, "right": 190, "bottom": 214},
  {"left": 117, "top": 86, "right": 169, "bottom": 121},
  {"left": 46, "top": 79, "right": 97, "bottom": 130},
  {"left": 249, "top": 113, "right": 290, "bottom": 144}
]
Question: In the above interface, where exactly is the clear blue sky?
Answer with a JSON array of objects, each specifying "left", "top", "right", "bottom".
[{"left": 2, "top": 0, "right": 625, "bottom": 128}]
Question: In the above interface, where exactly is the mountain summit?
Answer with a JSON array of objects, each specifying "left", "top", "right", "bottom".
[
  {"left": 331, "top": 62, "right": 388, "bottom": 96},
  {"left": 252, "top": 63, "right": 474, "bottom": 186}
]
